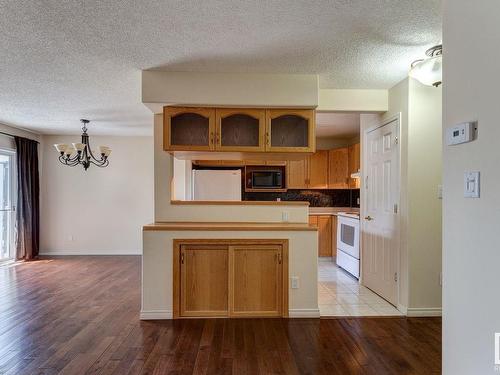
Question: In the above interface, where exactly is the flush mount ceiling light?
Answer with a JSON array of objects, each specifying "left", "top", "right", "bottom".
[
  {"left": 54, "top": 119, "right": 111, "bottom": 171},
  {"left": 409, "top": 44, "right": 442, "bottom": 87}
]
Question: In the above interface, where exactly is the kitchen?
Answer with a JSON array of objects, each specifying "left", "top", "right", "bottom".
[{"left": 167, "top": 108, "right": 400, "bottom": 316}]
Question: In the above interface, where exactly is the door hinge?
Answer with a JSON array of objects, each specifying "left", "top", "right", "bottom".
[
  {"left": 394, "top": 273, "right": 398, "bottom": 282},
  {"left": 395, "top": 136, "right": 399, "bottom": 145},
  {"left": 394, "top": 204, "right": 398, "bottom": 214}
]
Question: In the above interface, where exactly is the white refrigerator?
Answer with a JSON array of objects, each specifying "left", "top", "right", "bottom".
[{"left": 192, "top": 169, "right": 242, "bottom": 201}]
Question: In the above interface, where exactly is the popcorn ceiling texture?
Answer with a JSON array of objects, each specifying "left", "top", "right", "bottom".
[{"left": 0, "top": 0, "right": 441, "bottom": 135}]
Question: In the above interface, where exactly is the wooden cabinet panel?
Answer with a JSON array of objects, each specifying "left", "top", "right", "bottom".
[
  {"left": 174, "top": 240, "right": 288, "bottom": 319},
  {"left": 331, "top": 215, "right": 337, "bottom": 258},
  {"left": 287, "top": 158, "right": 308, "bottom": 189},
  {"left": 180, "top": 246, "right": 228, "bottom": 317},
  {"left": 348, "top": 143, "right": 360, "bottom": 188},
  {"left": 309, "top": 215, "right": 318, "bottom": 226},
  {"left": 318, "top": 216, "right": 332, "bottom": 257},
  {"left": 164, "top": 107, "right": 215, "bottom": 151},
  {"left": 308, "top": 150, "right": 329, "bottom": 189},
  {"left": 328, "top": 148, "right": 349, "bottom": 189},
  {"left": 266, "top": 109, "right": 315, "bottom": 152},
  {"left": 229, "top": 245, "right": 282, "bottom": 317},
  {"left": 216, "top": 109, "right": 265, "bottom": 152},
  {"left": 310, "top": 215, "right": 335, "bottom": 257}
]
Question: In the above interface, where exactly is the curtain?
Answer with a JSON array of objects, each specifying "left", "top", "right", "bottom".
[{"left": 14, "top": 137, "right": 40, "bottom": 260}]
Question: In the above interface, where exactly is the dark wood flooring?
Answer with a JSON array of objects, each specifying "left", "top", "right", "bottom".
[{"left": 0, "top": 256, "right": 441, "bottom": 374}]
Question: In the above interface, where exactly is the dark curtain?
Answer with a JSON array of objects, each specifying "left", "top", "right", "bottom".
[{"left": 14, "top": 137, "right": 40, "bottom": 260}]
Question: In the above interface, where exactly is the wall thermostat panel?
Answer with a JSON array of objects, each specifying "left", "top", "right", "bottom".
[{"left": 446, "top": 122, "right": 476, "bottom": 146}]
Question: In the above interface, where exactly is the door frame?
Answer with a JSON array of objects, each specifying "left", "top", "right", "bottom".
[
  {"left": 0, "top": 148, "right": 16, "bottom": 262},
  {"left": 360, "top": 114, "right": 402, "bottom": 309},
  {"left": 172, "top": 238, "right": 289, "bottom": 319}
]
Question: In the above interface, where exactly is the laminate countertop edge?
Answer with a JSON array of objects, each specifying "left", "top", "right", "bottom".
[
  {"left": 171, "top": 200, "right": 309, "bottom": 206},
  {"left": 143, "top": 222, "right": 318, "bottom": 231}
]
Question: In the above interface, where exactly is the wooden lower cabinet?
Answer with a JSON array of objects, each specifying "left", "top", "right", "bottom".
[
  {"left": 174, "top": 240, "right": 288, "bottom": 318},
  {"left": 229, "top": 245, "right": 282, "bottom": 317},
  {"left": 180, "top": 245, "right": 228, "bottom": 317},
  {"left": 309, "top": 215, "right": 337, "bottom": 258}
]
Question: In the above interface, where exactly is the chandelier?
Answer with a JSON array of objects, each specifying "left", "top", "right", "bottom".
[
  {"left": 409, "top": 44, "right": 442, "bottom": 87},
  {"left": 54, "top": 119, "right": 111, "bottom": 170}
]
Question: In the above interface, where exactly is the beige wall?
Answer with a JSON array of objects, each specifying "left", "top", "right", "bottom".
[
  {"left": 142, "top": 71, "right": 319, "bottom": 112},
  {"left": 361, "top": 77, "right": 442, "bottom": 314},
  {"left": 407, "top": 79, "right": 442, "bottom": 310},
  {"left": 318, "top": 89, "right": 388, "bottom": 112},
  {"left": 40, "top": 135, "right": 154, "bottom": 254},
  {"left": 153, "top": 114, "right": 309, "bottom": 223},
  {"left": 443, "top": 1, "right": 500, "bottom": 373},
  {"left": 142, "top": 229, "right": 319, "bottom": 319}
]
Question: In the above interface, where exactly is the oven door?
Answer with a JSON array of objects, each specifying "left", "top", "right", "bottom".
[{"left": 337, "top": 216, "right": 360, "bottom": 259}]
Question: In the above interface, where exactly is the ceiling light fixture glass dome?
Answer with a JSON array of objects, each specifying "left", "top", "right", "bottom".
[{"left": 409, "top": 44, "right": 442, "bottom": 87}]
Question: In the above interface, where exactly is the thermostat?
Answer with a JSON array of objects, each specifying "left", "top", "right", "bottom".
[{"left": 446, "top": 122, "right": 476, "bottom": 146}]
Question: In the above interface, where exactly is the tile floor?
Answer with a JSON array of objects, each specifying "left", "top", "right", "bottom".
[{"left": 318, "top": 260, "right": 403, "bottom": 317}]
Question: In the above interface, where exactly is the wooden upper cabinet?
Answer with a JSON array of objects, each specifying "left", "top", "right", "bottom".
[
  {"left": 348, "top": 143, "right": 361, "bottom": 189},
  {"left": 216, "top": 109, "right": 265, "bottom": 152},
  {"left": 308, "top": 150, "right": 329, "bottom": 189},
  {"left": 164, "top": 107, "right": 216, "bottom": 151},
  {"left": 180, "top": 245, "right": 228, "bottom": 317},
  {"left": 229, "top": 245, "right": 283, "bottom": 317},
  {"left": 164, "top": 106, "right": 315, "bottom": 153},
  {"left": 287, "top": 158, "right": 308, "bottom": 189},
  {"left": 328, "top": 147, "right": 349, "bottom": 189},
  {"left": 265, "top": 109, "right": 315, "bottom": 152}
]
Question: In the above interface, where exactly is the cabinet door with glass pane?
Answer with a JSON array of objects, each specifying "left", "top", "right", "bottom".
[
  {"left": 164, "top": 107, "right": 216, "bottom": 151},
  {"left": 216, "top": 109, "right": 265, "bottom": 152},
  {"left": 265, "top": 109, "right": 315, "bottom": 152}
]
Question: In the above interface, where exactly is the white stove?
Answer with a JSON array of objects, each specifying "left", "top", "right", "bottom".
[{"left": 336, "top": 212, "right": 360, "bottom": 278}]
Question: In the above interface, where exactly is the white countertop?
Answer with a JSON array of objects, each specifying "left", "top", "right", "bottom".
[{"left": 308, "top": 207, "right": 360, "bottom": 215}]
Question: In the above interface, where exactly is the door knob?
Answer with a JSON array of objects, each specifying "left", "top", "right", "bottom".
[{"left": 364, "top": 216, "right": 373, "bottom": 221}]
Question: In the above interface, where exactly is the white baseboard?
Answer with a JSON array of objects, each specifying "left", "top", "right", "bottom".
[
  {"left": 397, "top": 304, "right": 408, "bottom": 315},
  {"left": 406, "top": 307, "right": 442, "bottom": 317},
  {"left": 39, "top": 250, "right": 141, "bottom": 256},
  {"left": 140, "top": 310, "right": 173, "bottom": 320},
  {"left": 289, "top": 308, "right": 321, "bottom": 318}
]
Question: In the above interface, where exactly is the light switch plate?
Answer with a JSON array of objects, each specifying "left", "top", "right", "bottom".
[
  {"left": 282, "top": 211, "right": 289, "bottom": 222},
  {"left": 291, "top": 276, "right": 299, "bottom": 289},
  {"left": 464, "top": 171, "right": 480, "bottom": 198}
]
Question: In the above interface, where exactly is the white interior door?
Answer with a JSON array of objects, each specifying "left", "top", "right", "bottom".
[
  {"left": 0, "top": 151, "right": 15, "bottom": 261},
  {"left": 362, "top": 119, "right": 400, "bottom": 305}
]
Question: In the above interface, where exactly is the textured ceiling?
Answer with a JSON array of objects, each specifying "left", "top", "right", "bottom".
[
  {"left": 316, "top": 113, "right": 360, "bottom": 138},
  {"left": 0, "top": 0, "right": 441, "bottom": 135}
]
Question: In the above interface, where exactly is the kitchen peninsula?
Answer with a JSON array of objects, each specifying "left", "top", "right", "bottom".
[{"left": 142, "top": 112, "right": 320, "bottom": 319}]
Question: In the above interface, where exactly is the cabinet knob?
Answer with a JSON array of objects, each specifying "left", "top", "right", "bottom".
[{"left": 364, "top": 216, "right": 373, "bottom": 221}]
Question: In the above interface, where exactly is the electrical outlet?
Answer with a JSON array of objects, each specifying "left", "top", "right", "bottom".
[
  {"left": 291, "top": 276, "right": 299, "bottom": 289},
  {"left": 282, "top": 211, "right": 289, "bottom": 222}
]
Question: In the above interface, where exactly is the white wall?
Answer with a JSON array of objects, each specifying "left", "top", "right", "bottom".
[
  {"left": 443, "top": 1, "right": 500, "bottom": 374},
  {"left": 40, "top": 135, "right": 154, "bottom": 255}
]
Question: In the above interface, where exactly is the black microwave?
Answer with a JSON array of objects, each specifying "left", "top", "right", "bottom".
[{"left": 250, "top": 170, "right": 284, "bottom": 189}]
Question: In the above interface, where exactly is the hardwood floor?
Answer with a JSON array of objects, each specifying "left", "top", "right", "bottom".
[{"left": 0, "top": 256, "right": 441, "bottom": 374}]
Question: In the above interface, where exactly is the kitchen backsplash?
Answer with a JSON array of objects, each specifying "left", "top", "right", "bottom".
[{"left": 244, "top": 189, "right": 360, "bottom": 208}]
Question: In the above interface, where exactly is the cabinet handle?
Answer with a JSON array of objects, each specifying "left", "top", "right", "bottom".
[
  {"left": 277, "top": 253, "right": 282, "bottom": 264},
  {"left": 210, "top": 132, "right": 214, "bottom": 145},
  {"left": 181, "top": 253, "right": 184, "bottom": 264},
  {"left": 266, "top": 132, "right": 270, "bottom": 146},
  {"left": 216, "top": 132, "right": 220, "bottom": 144}
]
